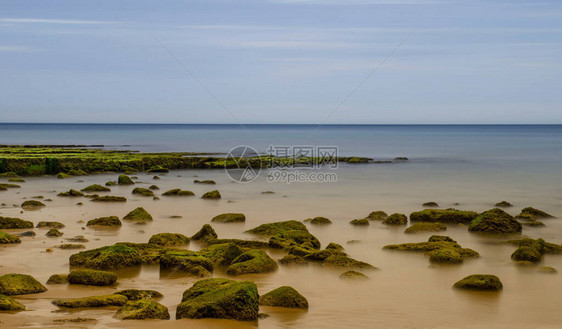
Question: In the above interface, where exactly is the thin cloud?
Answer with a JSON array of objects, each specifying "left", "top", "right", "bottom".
[
  {"left": 0, "top": 18, "right": 115, "bottom": 25},
  {"left": 0, "top": 45, "right": 42, "bottom": 52}
]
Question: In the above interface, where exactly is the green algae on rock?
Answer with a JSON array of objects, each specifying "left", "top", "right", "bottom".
[
  {"left": 211, "top": 213, "right": 246, "bottom": 223},
  {"left": 326, "top": 242, "right": 344, "bottom": 251},
  {"left": 36, "top": 221, "right": 65, "bottom": 229},
  {"left": 350, "top": 218, "right": 369, "bottom": 226},
  {"left": 118, "top": 175, "right": 134, "bottom": 185},
  {"left": 428, "top": 248, "right": 463, "bottom": 264},
  {"left": 160, "top": 250, "right": 213, "bottom": 277},
  {"left": 81, "top": 184, "right": 111, "bottom": 192},
  {"left": 52, "top": 294, "right": 128, "bottom": 308},
  {"left": 46, "top": 228, "right": 63, "bottom": 237},
  {"left": 56, "top": 173, "right": 72, "bottom": 179},
  {"left": 86, "top": 216, "right": 122, "bottom": 227},
  {"left": 149, "top": 184, "right": 159, "bottom": 190},
  {"left": 404, "top": 222, "right": 446, "bottom": 234},
  {"left": 132, "top": 187, "right": 154, "bottom": 197},
  {"left": 21, "top": 200, "right": 45, "bottom": 209},
  {"left": 68, "top": 270, "right": 117, "bottom": 286},
  {"left": 0, "top": 216, "right": 33, "bottom": 229},
  {"left": 383, "top": 213, "right": 408, "bottom": 225},
  {"left": 69, "top": 244, "right": 142, "bottom": 270},
  {"left": 304, "top": 216, "right": 332, "bottom": 225},
  {"left": 191, "top": 224, "right": 218, "bottom": 241},
  {"left": 57, "top": 189, "right": 84, "bottom": 197},
  {"left": 198, "top": 243, "right": 243, "bottom": 266},
  {"left": 0, "top": 274, "right": 47, "bottom": 295},
  {"left": 495, "top": 201, "right": 513, "bottom": 207},
  {"left": 201, "top": 190, "right": 221, "bottom": 199},
  {"left": 453, "top": 274, "right": 503, "bottom": 291},
  {"left": 194, "top": 179, "right": 216, "bottom": 184},
  {"left": 259, "top": 286, "right": 308, "bottom": 309},
  {"left": 206, "top": 238, "right": 269, "bottom": 249},
  {"left": 148, "top": 233, "right": 190, "bottom": 246},
  {"left": 384, "top": 235, "right": 478, "bottom": 264},
  {"left": 47, "top": 274, "right": 68, "bottom": 284},
  {"left": 247, "top": 220, "right": 321, "bottom": 250},
  {"left": 0, "top": 294, "right": 25, "bottom": 311},
  {"left": 123, "top": 207, "right": 153, "bottom": 222},
  {"left": 519, "top": 207, "right": 554, "bottom": 219},
  {"left": 146, "top": 165, "right": 169, "bottom": 173},
  {"left": 57, "top": 244, "right": 86, "bottom": 249},
  {"left": 226, "top": 250, "right": 278, "bottom": 276},
  {"left": 339, "top": 270, "right": 369, "bottom": 280},
  {"left": 410, "top": 209, "right": 478, "bottom": 224},
  {"left": 278, "top": 254, "right": 308, "bottom": 265},
  {"left": 162, "top": 189, "right": 195, "bottom": 196},
  {"left": 422, "top": 202, "right": 439, "bottom": 207},
  {"left": 115, "top": 289, "right": 163, "bottom": 301},
  {"left": 91, "top": 195, "right": 127, "bottom": 202},
  {"left": 176, "top": 278, "right": 259, "bottom": 321},
  {"left": 505, "top": 238, "right": 562, "bottom": 254},
  {"left": 116, "top": 299, "right": 170, "bottom": 320},
  {"left": 511, "top": 246, "right": 542, "bottom": 263},
  {"left": 0, "top": 231, "right": 21, "bottom": 244},
  {"left": 468, "top": 208, "right": 522, "bottom": 234}
]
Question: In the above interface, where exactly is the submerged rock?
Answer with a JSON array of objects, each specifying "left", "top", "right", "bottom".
[
  {"left": 519, "top": 207, "right": 554, "bottom": 219},
  {"left": 162, "top": 189, "right": 195, "bottom": 196},
  {"left": 118, "top": 175, "right": 134, "bottom": 185},
  {"left": 538, "top": 266, "right": 557, "bottom": 274},
  {"left": 367, "top": 211, "right": 388, "bottom": 221},
  {"left": 304, "top": 217, "right": 332, "bottom": 225},
  {"left": 505, "top": 238, "right": 562, "bottom": 254},
  {"left": 428, "top": 248, "right": 463, "bottom": 264},
  {"left": 201, "top": 190, "right": 221, "bottom": 199},
  {"left": 511, "top": 246, "right": 542, "bottom": 263},
  {"left": 278, "top": 254, "right": 308, "bottom": 265},
  {"left": 0, "top": 294, "right": 25, "bottom": 311},
  {"left": 86, "top": 216, "right": 122, "bottom": 227},
  {"left": 18, "top": 231, "right": 35, "bottom": 237},
  {"left": 52, "top": 294, "right": 128, "bottom": 308},
  {"left": 0, "top": 274, "right": 47, "bottom": 295},
  {"left": 149, "top": 185, "right": 159, "bottom": 190},
  {"left": 422, "top": 202, "right": 439, "bottom": 208},
  {"left": 123, "top": 207, "right": 153, "bottom": 222},
  {"left": 211, "top": 213, "right": 246, "bottom": 223},
  {"left": 382, "top": 213, "right": 408, "bottom": 225},
  {"left": 495, "top": 201, "right": 513, "bottom": 208},
  {"left": 226, "top": 250, "right": 278, "bottom": 276},
  {"left": 259, "top": 286, "right": 308, "bottom": 309},
  {"left": 21, "top": 200, "right": 45, "bottom": 210},
  {"left": 147, "top": 165, "right": 169, "bottom": 173},
  {"left": 468, "top": 208, "right": 522, "bottom": 234},
  {"left": 56, "top": 173, "right": 72, "bottom": 179},
  {"left": 247, "top": 220, "right": 320, "bottom": 250},
  {"left": 116, "top": 299, "right": 170, "bottom": 320},
  {"left": 69, "top": 244, "right": 142, "bottom": 270},
  {"left": 404, "top": 222, "right": 446, "bottom": 234},
  {"left": 410, "top": 209, "right": 478, "bottom": 224},
  {"left": 148, "top": 233, "right": 190, "bottom": 246},
  {"left": 57, "top": 244, "right": 86, "bottom": 249},
  {"left": 384, "top": 236, "right": 478, "bottom": 265},
  {"left": 47, "top": 274, "right": 68, "bottom": 284},
  {"left": 36, "top": 221, "right": 65, "bottom": 229},
  {"left": 132, "top": 187, "right": 154, "bottom": 197},
  {"left": 46, "top": 228, "right": 63, "bottom": 237},
  {"left": 176, "top": 278, "right": 259, "bottom": 321},
  {"left": 350, "top": 218, "right": 369, "bottom": 226},
  {"left": 81, "top": 184, "right": 111, "bottom": 192},
  {"left": 0, "top": 231, "right": 21, "bottom": 244},
  {"left": 339, "top": 270, "right": 369, "bottom": 280},
  {"left": 194, "top": 179, "right": 216, "bottom": 184},
  {"left": 0, "top": 216, "right": 33, "bottom": 229},
  {"left": 453, "top": 274, "right": 503, "bottom": 291},
  {"left": 115, "top": 289, "right": 163, "bottom": 301},
  {"left": 191, "top": 224, "right": 218, "bottom": 241},
  {"left": 91, "top": 195, "right": 127, "bottom": 202},
  {"left": 57, "top": 189, "right": 84, "bottom": 197},
  {"left": 68, "top": 270, "right": 117, "bottom": 286}
]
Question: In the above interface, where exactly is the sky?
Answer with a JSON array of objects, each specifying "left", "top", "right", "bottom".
[{"left": 0, "top": 0, "right": 561, "bottom": 124}]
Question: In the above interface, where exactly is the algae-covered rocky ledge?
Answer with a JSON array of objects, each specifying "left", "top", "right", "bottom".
[{"left": 0, "top": 145, "right": 406, "bottom": 176}]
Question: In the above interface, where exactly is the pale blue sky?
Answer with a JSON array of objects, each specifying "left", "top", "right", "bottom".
[{"left": 0, "top": 0, "right": 561, "bottom": 124}]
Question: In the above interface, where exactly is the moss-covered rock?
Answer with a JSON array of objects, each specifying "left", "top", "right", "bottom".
[
  {"left": 148, "top": 233, "right": 190, "bottom": 246},
  {"left": 506, "top": 238, "right": 562, "bottom": 254},
  {"left": 247, "top": 220, "right": 320, "bottom": 250},
  {"left": 410, "top": 209, "right": 478, "bottom": 224},
  {"left": 115, "top": 242, "right": 166, "bottom": 265},
  {"left": 47, "top": 274, "right": 68, "bottom": 284},
  {"left": 115, "top": 289, "right": 163, "bottom": 301},
  {"left": 146, "top": 165, "right": 169, "bottom": 173},
  {"left": 0, "top": 216, "right": 33, "bottom": 229},
  {"left": 67, "top": 169, "right": 87, "bottom": 176},
  {"left": 194, "top": 179, "right": 216, "bottom": 184},
  {"left": 511, "top": 246, "right": 542, "bottom": 263},
  {"left": 191, "top": 224, "right": 218, "bottom": 241},
  {"left": 339, "top": 270, "right": 369, "bottom": 280},
  {"left": 132, "top": 187, "right": 154, "bottom": 197},
  {"left": 81, "top": 184, "right": 110, "bottom": 192},
  {"left": 0, "top": 231, "right": 21, "bottom": 244},
  {"left": 404, "top": 222, "right": 446, "bottom": 233},
  {"left": 69, "top": 244, "right": 142, "bottom": 270},
  {"left": 176, "top": 278, "right": 259, "bottom": 321},
  {"left": 326, "top": 242, "right": 344, "bottom": 251},
  {"left": 36, "top": 221, "right": 65, "bottom": 229},
  {"left": 0, "top": 274, "right": 47, "bottom": 295},
  {"left": 123, "top": 207, "right": 153, "bottom": 222},
  {"left": 67, "top": 270, "right": 117, "bottom": 286},
  {"left": 428, "top": 248, "right": 463, "bottom": 264},
  {"left": 226, "top": 250, "right": 278, "bottom": 276},
  {"left": 105, "top": 180, "right": 117, "bottom": 186},
  {"left": 468, "top": 208, "right": 522, "bottom": 234},
  {"left": 160, "top": 251, "right": 213, "bottom": 277},
  {"left": 201, "top": 190, "right": 221, "bottom": 199},
  {"left": 278, "top": 254, "right": 308, "bottom": 265},
  {"left": 211, "top": 213, "right": 246, "bottom": 223},
  {"left": 0, "top": 294, "right": 25, "bottom": 311},
  {"left": 56, "top": 172, "right": 72, "bottom": 179},
  {"left": 519, "top": 207, "right": 554, "bottom": 219},
  {"left": 350, "top": 218, "right": 369, "bottom": 226},
  {"left": 46, "top": 228, "right": 63, "bottom": 237},
  {"left": 57, "top": 189, "right": 84, "bottom": 197},
  {"left": 115, "top": 299, "right": 170, "bottom": 319},
  {"left": 259, "top": 286, "right": 308, "bottom": 309},
  {"left": 21, "top": 200, "right": 45, "bottom": 209},
  {"left": 18, "top": 231, "right": 35, "bottom": 237},
  {"left": 118, "top": 175, "right": 134, "bottom": 185},
  {"left": 57, "top": 244, "right": 86, "bottom": 249},
  {"left": 383, "top": 213, "right": 408, "bottom": 225},
  {"left": 453, "top": 274, "right": 503, "bottom": 291},
  {"left": 422, "top": 202, "right": 439, "bottom": 207},
  {"left": 52, "top": 294, "right": 128, "bottom": 308},
  {"left": 162, "top": 189, "right": 195, "bottom": 196},
  {"left": 91, "top": 195, "right": 127, "bottom": 202},
  {"left": 86, "top": 216, "right": 122, "bottom": 227},
  {"left": 384, "top": 236, "right": 478, "bottom": 264},
  {"left": 304, "top": 217, "right": 332, "bottom": 225},
  {"left": 495, "top": 201, "right": 512, "bottom": 207},
  {"left": 198, "top": 243, "right": 243, "bottom": 266}
]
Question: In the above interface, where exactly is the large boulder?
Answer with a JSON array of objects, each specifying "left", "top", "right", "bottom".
[
  {"left": 511, "top": 246, "right": 542, "bottom": 263},
  {"left": 118, "top": 175, "right": 134, "bottom": 185},
  {"left": 52, "top": 294, "right": 128, "bottom": 308},
  {"left": 148, "top": 233, "right": 190, "bottom": 246},
  {"left": 123, "top": 207, "right": 153, "bottom": 222},
  {"left": 69, "top": 244, "right": 143, "bottom": 270},
  {"left": 68, "top": 270, "right": 117, "bottom": 286},
  {"left": 176, "top": 278, "right": 258, "bottom": 321},
  {"left": 211, "top": 213, "right": 246, "bottom": 223},
  {"left": 259, "top": 286, "right": 308, "bottom": 309},
  {"left": 247, "top": 220, "right": 320, "bottom": 250},
  {"left": 47, "top": 274, "right": 68, "bottom": 285},
  {"left": 410, "top": 209, "right": 478, "bottom": 224},
  {"left": 86, "top": 216, "right": 122, "bottom": 227},
  {"left": 453, "top": 274, "right": 503, "bottom": 291},
  {"left": 0, "top": 274, "right": 47, "bottom": 295},
  {"left": 468, "top": 208, "right": 522, "bottom": 234},
  {"left": 0, "top": 294, "right": 25, "bottom": 311},
  {"left": 115, "top": 299, "right": 170, "bottom": 320},
  {"left": 191, "top": 224, "right": 218, "bottom": 241},
  {"left": 0, "top": 216, "right": 33, "bottom": 229},
  {"left": 226, "top": 250, "right": 278, "bottom": 276}
]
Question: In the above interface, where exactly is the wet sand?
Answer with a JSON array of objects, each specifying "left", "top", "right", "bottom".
[{"left": 1, "top": 165, "right": 562, "bottom": 328}]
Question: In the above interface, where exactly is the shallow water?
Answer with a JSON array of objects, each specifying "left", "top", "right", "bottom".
[{"left": 1, "top": 163, "right": 562, "bottom": 328}]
